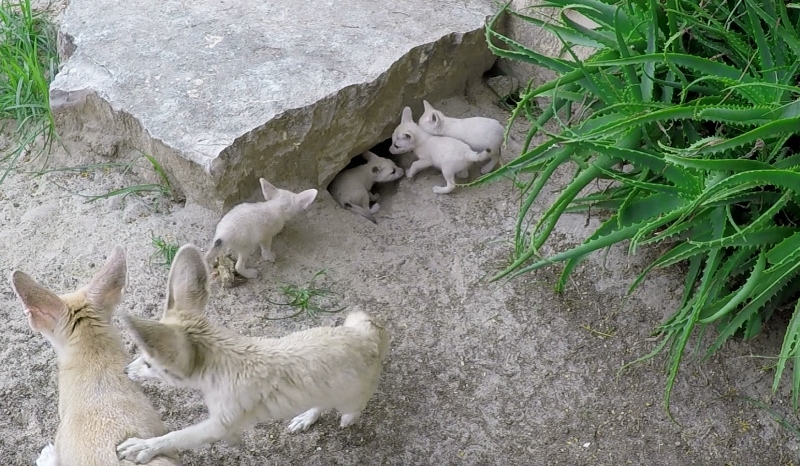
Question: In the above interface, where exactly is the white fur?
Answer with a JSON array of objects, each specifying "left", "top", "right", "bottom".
[
  {"left": 9, "top": 247, "right": 180, "bottom": 466},
  {"left": 328, "top": 151, "right": 404, "bottom": 224},
  {"left": 205, "top": 179, "right": 318, "bottom": 279},
  {"left": 417, "top": 100, "right": 505, "bottom": 174},
  {"left": 116, "top": 245, "right": 390, "bottom": 464},
  {"left": 389, "top": 107, "right": 492, "bottom": 194}
]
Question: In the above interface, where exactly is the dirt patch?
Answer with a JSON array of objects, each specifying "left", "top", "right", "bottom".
[{"left": 1, "top": 63, "right": 799, "bottom": 466}]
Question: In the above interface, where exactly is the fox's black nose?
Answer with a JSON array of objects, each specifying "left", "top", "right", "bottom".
[{"left": 123, "top": 366, "right": 129, "bottom": 375}]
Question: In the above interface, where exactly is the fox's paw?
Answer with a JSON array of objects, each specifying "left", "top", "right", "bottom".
[
  {"left": 117, "top": 437, "right": 159, "bottom": 464},
  {"left": 287, "top": 408, "right": 321, "bottom": 433},
  {"left": 35, "top": 444, "right": 57, "bottom": 466}
]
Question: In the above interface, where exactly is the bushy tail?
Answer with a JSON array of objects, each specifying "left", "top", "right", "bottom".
[
  {"left": 468, "top": 147, "right": 492, "bottom": 162},
  {"left": 344, "top": 310, "right": 390, "bottom": 361},
  {"left": 205, "top": 238, "right": 223, "bottom": 265},
  {"left": 344, "top": 203, "right": 377, "bottom": 224}
]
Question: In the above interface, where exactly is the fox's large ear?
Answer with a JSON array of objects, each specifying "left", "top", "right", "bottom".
[
  {"left": 9, "top": 271, "right": 67, "bottom": 334},
  {"left": 295, "top": 189, "right": 318, "bottom": 210},
  {"left": 259, "top": 178, "right": 279, "bottom": 201},
  {"left": 84, "top": 245, "right": 127, "bottom": 311},
  {"left": 401, "top": 107, "right": 413, "bottom": 124},
  {"left": 363, "top": 151, "right": 379, "bottom": 162},
  {"left": 422, "top": 100, "right": 433, "bottom": 113},
  {"left": 123, "top": 314, "right": 188, "bottom": 365},
  {"left": 165, "top": 244, "right": 209, "bottom": 314}
]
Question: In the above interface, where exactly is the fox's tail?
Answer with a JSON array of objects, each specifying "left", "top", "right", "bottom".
[
  {"left": 468, "top": 147, "right": 492, "bottom": 162},
  {"left": 205, "top": 238, "right": 223, "bottom": 265},
  {"left": 344, "top": 203, "right": 377, "bottom": 224},
  {"left": 344, "top": 310, "right": 390, "bottom": 361}
]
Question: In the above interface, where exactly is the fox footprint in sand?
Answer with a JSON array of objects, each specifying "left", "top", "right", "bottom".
[{"left": 205, "top": 178, "right": 317, "bottom": 279}]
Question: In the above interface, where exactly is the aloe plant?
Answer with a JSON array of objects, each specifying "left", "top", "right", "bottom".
[{"left": 479, "top": 0, "right": 800, "bottom": 416}]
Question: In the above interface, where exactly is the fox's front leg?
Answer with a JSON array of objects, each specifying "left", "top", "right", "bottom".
[
  {"left": 406, "top": 159, "right": 432, "bottom": 178},
  {"left": 117, "top": 418, "right": 231, "bottom": 464},
  {"left": 260, "top": 236, "right": 276, "bottom": 263},
  {"left": 35, "top": 444, "right": 57, "bottom": 466}
]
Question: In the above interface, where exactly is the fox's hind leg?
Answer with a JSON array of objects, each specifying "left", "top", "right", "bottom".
[
  {"left": 433, "top": 168, "right": 458, "bottom": 194},
  {"left": 234, "top": 250, "right": 258, "bottom": 279}
]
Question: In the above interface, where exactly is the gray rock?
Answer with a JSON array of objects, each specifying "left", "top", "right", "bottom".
[
  {"left": 50, "top": 0, "right": 499, "bottom": 212},
  {"left": 485, "top": 75, "right": 520, "bottom": 99}
]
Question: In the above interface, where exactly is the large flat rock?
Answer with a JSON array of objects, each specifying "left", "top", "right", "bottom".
[{"left": 50, "top": 0, "right": 497, "bottom": 211}]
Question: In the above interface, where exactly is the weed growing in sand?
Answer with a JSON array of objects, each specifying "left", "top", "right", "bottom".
[
  {"left": 264, "top": 269, "right": 347, "bottom": 320},
  {"left": 84, "top": 152, "right": 172, "bottom": 203},
  {"left": 150, "top": 234, "right": 179, "bottom": 267},
  {"left": 480, "top": 1, "right": 800, "bottom": 418},
  {"left": 0, "top": 0, "right": 58, "bottom": 185}
]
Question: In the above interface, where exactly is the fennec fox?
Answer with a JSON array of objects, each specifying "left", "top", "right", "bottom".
[
  {"left": 9, "top": 246, "right": 180, "bottom": 466},
  {"left": 328, "top": 151, "right": 404, "bottom": 224},
  {"left": 417, "top": 100, "right": 504, "bottom": 175},
  {"left": 116, "top": 244, "right": 390, "bottom": 464},
  {"left": 205, "top": 178, "right": 317, "bottom": 279},
  {"left": 390, "top": 106, "right": 491, "bottom": 194}
]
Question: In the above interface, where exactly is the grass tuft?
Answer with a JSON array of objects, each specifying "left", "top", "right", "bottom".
[
  {"left": 0, "top": 0, "right": 58, "bottom": 186},
  {"left": 150, "top": 234, "right": 179, "bottom": 267},
  {"left": 264, "top": 269, "right": 347, "bottom": 320}
]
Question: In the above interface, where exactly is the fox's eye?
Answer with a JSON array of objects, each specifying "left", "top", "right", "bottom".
[{"left": 143, "top": 360, "right": 151, "bottom": 368}]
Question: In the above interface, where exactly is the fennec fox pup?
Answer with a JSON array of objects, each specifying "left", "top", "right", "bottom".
[
  {"left": 205, "top": 178, "right": 317, "bottom": 279},
  {"left": 328, "top": 151, "right": 404, "bottom": 224},
  {"left": 9, "top": 246, "right": 180, "bottom": 466},
  {"left": 116, "top": 244, "right": 390, "bottom": 464},
  {"left": 417, "top": 100, "right": 505, "bottom": 175},
  {"left": 390, "top": 107, "right": 492, "bottom": 194}
]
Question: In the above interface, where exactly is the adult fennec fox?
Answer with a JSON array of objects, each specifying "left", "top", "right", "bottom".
[
  {"left": 9, "top": 246, "right": 180, "bottom": 466},
  {"left": 116, "top": 244, "right": 390, "bottom": 463}
]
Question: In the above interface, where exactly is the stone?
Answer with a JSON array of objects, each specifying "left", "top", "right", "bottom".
[
  {"left": 50, "top": 0, "right": 499, "bottom": 212},
  {"left": 485, "top": 75, "right": 520, "bottom": 99}
]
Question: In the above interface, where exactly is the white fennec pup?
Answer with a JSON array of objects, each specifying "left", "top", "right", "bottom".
[
  {"left": 116, "top": 244, "right": 391, "bottom": 464},
  {"left": 417, "top": 100, "right": 505, "bottom": 175},
  {"left": 328, "top": 151, "right": 404, "bottom": 224},
  {"left": 205, "top": 178, "right": 318, "bottom": 279},
  {"left": 389, "top": 106, "right": 492, "bottom": 194},
  {"left": 9, "top": 246, "right": 180, "bottom": 466}
]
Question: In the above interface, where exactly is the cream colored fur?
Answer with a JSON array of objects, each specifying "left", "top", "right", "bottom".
[
  {"left": 417, "top": 100, "right": 505, "bottom": 175},
  {"left": 116, "top": 244, "right": 390, "bottom": 464},
  {"left": 328, "top": 151, "right": 404, "bottom": 224},
  {"left": 205, "top": 178, "right": 318, "bottom": 279},
  {"left": 8, "top": 246, "right": 180, "bottom": 466},
  {"left": 389, "top": 107, "right": 491, "bottom": 194}
]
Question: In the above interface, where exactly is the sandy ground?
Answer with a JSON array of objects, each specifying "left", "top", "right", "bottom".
[
  {"left": 1, "top": 2, "right": 800, "bottom": 460},
  {"left": 1, "top": 80, "right": 799, "bottom": 465}
]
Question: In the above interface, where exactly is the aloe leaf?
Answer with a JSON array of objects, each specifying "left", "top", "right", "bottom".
[{"left": 698, "top": 251, "right": 767, "bottom": 324}]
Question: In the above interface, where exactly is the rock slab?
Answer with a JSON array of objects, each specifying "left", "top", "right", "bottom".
[{"left": 50, "top": 0, "right": 498, "bottom": 210}]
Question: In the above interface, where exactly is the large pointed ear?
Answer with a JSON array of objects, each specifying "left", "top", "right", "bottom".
[
  {"left": 401, "top": 107, "right": 413, "bottom": 124},
  {"left": 165, "top": 244, "right": 209, "bottom": 314},
  {"left": 294, "top": 189, "right": 318, "bottom": 210},
  {"left": 363, "top": 151, "right": 378, "bottom": 162},
  {"left": 9, "top": 271, "right": 67, "bottom": 334},
  {"left": 259, "top": 178, "right": 279, "bottom": 201},
  {"left": 84, "top": 245, "right": 127, "bottom": 311},
  {"left": 123, "top": 313, "right": 188, "bottom": 365},
  {"left": 422, "top": 100, "right": 433, "bottom": 112}
]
